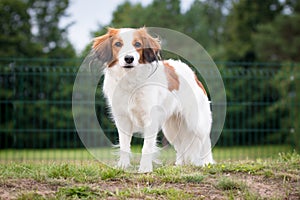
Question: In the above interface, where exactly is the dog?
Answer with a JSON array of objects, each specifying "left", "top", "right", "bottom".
[{"left": 92, "top": 27, "right": 214, "bottom": 172}]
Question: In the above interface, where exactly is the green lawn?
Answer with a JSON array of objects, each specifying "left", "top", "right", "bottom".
[{"left": 0, "top": 145, "right": 294, "bottom": 162}]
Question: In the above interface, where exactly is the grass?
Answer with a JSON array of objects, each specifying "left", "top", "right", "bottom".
[
  {"left": 216, "top": 177, "right": 247, "bottom": 191},
  {"left": 56, "top": 186, "right": 100, "bottom": 199},
  {"left": 142, "top": 187, "right": 194, "bottom": 199},
  {"left": 0, "top": 149, "right": 299, "bottom": 199},
  {"left": 0, "top": 145, "right": 293, "bottom": 161},
  {"left": 17, "top": 192, "right": 45, "bottom": 200}
]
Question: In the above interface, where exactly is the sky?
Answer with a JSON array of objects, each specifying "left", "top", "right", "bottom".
[{"left": 61, "top": 0, "right": 194, "bottom": 54}]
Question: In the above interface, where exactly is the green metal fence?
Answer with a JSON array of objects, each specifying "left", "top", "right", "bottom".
[{"left": 0, "top": 58, "right": 298, "bottom": 161}]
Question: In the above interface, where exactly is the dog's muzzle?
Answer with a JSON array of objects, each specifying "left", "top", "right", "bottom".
[
  {"left": 123, "top": 55, "right": 135, "bottom": 68},
  {"left": 124, "top": 55, "right": 134, "bottom": 64}
]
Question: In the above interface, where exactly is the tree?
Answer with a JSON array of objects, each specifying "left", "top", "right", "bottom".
[
  {"left": 216, "top": 0, "right": 300, "bottom": 148},
  {"left": 143, "top": 0, "right": 183, "bottom": 30},
  {"left": 0, "top": 0, "right": 76, "bottom": 58},
  {"left": 28, "top": 0, "right": 76, "bottom": 58},
  {"left": 0, "top": 0, "right": 77, "bottom": 148},
  {"left": 254, "top": 13, "right": 300, "bottom": 62},
  {"left": 110, "top": 2, "right": 145, "bottom": 28},
  {"left": 106, "top": 0, "right": 184, "bottom": 31},
  {"left": 223, "top": 0, "right": 283, "bottom": 62},
  {"left": 253, "top": 1, "right": 300, "bottom": 151},
  {"left": 0, "top": 0, "right": 41, "bottom": 57},
  {"left": 183, "top": 0, "right": 227, "bottom": 59}
]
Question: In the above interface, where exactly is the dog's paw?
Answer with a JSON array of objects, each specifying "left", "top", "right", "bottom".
[
  {"left": 175, "top": 159, "right": 183, "bottom": 166},
  {"left": 138, "top": 155, "right": 153, "bottom": 173},
  {"left": 117, "top": 160, "right": 130, "bottom": 169},
  {"left": 117, "top": 157, "right": 131, "bottom": 169},
  {"left": 138, "top": 163, "right": 153, "bottom": 173}
]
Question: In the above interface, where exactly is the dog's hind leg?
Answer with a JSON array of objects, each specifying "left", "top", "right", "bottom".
[
  {"left": 162, "top": 114, "right": 187, "bottom": 165},
  {"left": 199, "top": 133, "right": 215, "bottom": 165},
  {"left": 184, "top": 132, "right": 214, "bottom": 166},
  {"left": 163, "top": 114, "right": 214, "bottom": 166}
]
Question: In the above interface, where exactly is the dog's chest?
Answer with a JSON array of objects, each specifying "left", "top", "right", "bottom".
[
  {"left": 107, "top": 82, "right": 151, "bottom": 130},
  {"left": 103, "top": 71, "right": 149, "bottom": 111}
]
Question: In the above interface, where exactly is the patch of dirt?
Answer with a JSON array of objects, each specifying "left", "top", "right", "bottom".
[
  {"left": 224, "top": 172, "right": 300, "bottom": 199},
  {"left": 243, "top": 174, "right": 289, "bottom": 198},
  {"left": 0, "top": 173, "right": 299, "bottom": 200},
  {"left": 176, "top": 182, "right": 226, "bottom": 200},
  {"left": 0, "top": 179, "right": 59, "bottom": 199},
  {"left": 0, "top": 178, "right": 225, "bottom": 200}
]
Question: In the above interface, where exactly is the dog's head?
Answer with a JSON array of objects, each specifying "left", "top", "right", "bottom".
[{"left": 92, "top": 27, "right": 161, "bottom": 68}]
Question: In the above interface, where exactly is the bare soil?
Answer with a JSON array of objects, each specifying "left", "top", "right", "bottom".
[{"left": 0, "top": 171, "right": 299, "bottom": 200}]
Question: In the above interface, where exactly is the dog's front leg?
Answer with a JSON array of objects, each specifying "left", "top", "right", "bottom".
[
  {"left": 138, "top": 134, "right": 157, "bottom": 173},
  {"left": 115, "top": 117, "right": 133, "bottom": 169},
  {"left": 137, "top": 106, "right": 163, "bottom": 173},
  {"left": 138, "top": 115, "right": 160, "bottom": 173}
]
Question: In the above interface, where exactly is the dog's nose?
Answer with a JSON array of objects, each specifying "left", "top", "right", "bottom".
[{"left": 124, "top": 55, "right": 134, "bottom": 64}]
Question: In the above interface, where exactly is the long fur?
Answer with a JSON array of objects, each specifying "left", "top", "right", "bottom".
[{"left": 93, "top": 27, "right": 214, "bottom": 172}]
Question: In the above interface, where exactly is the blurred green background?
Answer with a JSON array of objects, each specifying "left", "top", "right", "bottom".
[{"left": 0, "top": 0, "right": 299, "bottom": 161}]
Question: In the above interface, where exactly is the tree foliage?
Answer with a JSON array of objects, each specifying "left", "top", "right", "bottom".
[
  {"left": 254, "top": 13, "right": 300, "bottom": 62},
  {"left": 0, "top": 0, "right": 75, "bottom": 58},
  {"left": 183, "top": 0, "right": 226, "bottom": 58},
  {"left": 0, "top": 0, "right": 76, "bottom": 148},
  {"left": 0, "top": 0, "right": 40, "bottom": 57},
  {"left": 28, "top": 0, "right": 75, "bottom": 58},
  {"left": 223, "top": 0, "right": 283, "bottom": 62},
  {"left": 92, "top": 0, "right": 299, "bottom": 64}
]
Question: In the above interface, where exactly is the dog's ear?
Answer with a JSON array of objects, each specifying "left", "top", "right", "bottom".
[
  {"left": 139, "top": 28, "right": 161, "bottom": 63},
  {"left": 92, "top": 28, "right": 119, "bottom": 63}
]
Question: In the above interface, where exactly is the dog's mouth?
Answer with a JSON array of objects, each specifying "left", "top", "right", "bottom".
[{"left": 123, "top": 65, "right": 134, "bottom": 69}]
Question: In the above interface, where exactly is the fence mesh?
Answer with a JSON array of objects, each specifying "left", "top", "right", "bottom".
[{"left": 0, "top": 58, "right": 298, "bottom": 161}]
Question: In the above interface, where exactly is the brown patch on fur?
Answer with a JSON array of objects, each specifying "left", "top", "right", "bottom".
[
  {"left": 131, "top": 33, "right": 144, "bottom": 64},
  {"left": 194, "top": 74, "right": 207, "bottom": 96},
  {"left": 92, "top": 28, "right": 120, "bottom": 67},
  {"left": 163, "top": 61, "right": 179, "bottom": 91},
  {"left": 135, "top": 28, "right": 161, "bottom": 63},
  {"left": 92, "top": 28, "right": 119, "bottom": 49}
]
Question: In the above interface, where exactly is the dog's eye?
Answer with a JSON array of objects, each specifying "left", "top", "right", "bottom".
[
  {"left": 114, "top": 42, "right": 122, "bottom": 47},
  {"left": 134, "top": 42, "right": 142, "bottom": 48}
]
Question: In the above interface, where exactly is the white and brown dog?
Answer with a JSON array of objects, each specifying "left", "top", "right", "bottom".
[{"left": 92, "top": 27, "right": 214, "bottom": 172}]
